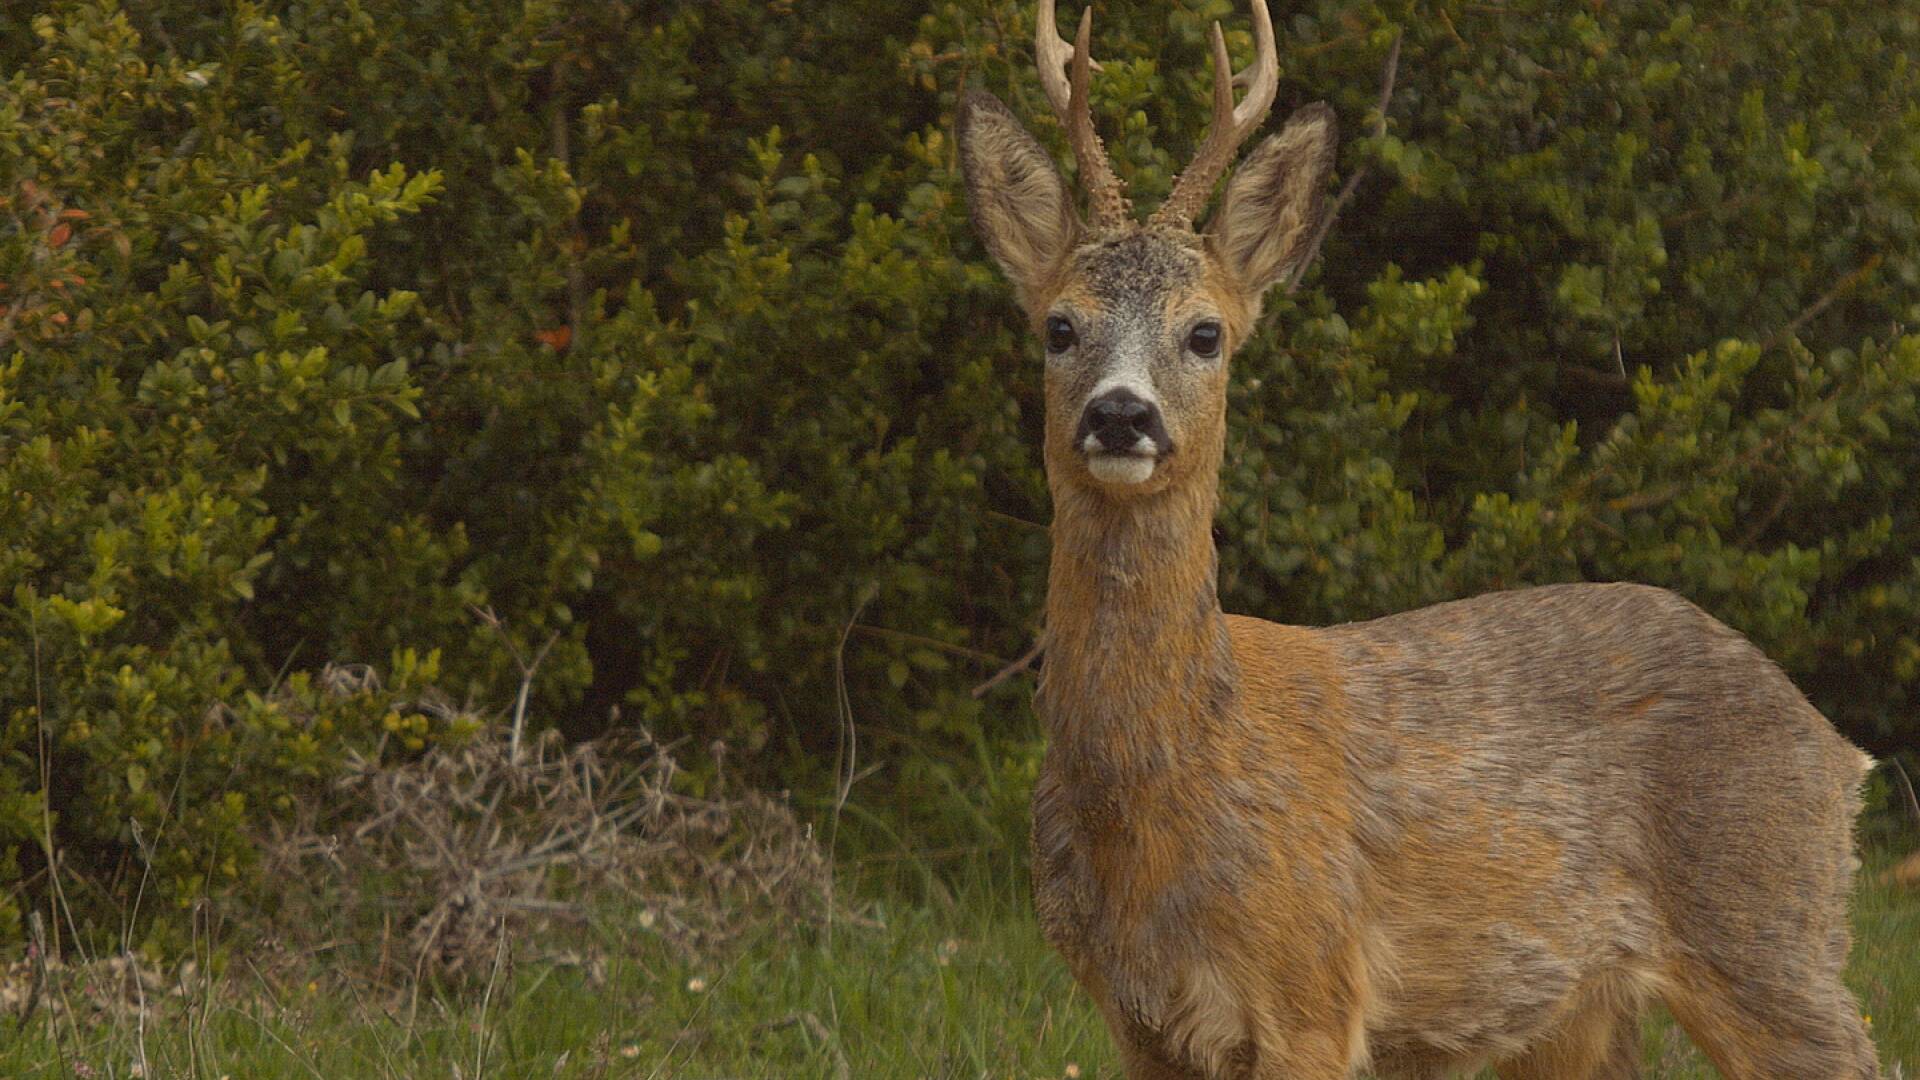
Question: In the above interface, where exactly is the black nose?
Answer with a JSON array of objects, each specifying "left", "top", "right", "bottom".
[{"left": 1079, "top": 389, "right": 1170, "bottom": 455}]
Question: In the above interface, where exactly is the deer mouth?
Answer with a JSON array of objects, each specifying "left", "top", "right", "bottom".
[{"left": 1086, "top": 449, "right": 1158, "bottom": 485}]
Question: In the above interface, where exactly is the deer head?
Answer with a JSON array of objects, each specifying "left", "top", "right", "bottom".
[{"left": 958, "top": 0, "right": 1335, "bottom": 499}]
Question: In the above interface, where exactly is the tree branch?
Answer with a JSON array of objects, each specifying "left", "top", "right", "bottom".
[
  {"left": 849, "top": 624, "right": 1007, "bottom": 667},
  {"left": 970, "top": 633, "right": 1046, "bottom": 698},
  {"left": 1759, "top": 253, "right": 1883, "bottom": 353},
  {"left": 1285, "top": 29, "right": 1402, "bottom": 296}
]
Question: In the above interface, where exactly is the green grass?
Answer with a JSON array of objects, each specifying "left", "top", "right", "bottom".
[
  {"left": 1622, "top": 868, "right": 1920, "bottom": 1079},
  {"left": 1851, "top": 872, "right": 1920, "bottom": 1071},
  {"left": 4, "top": 870, "right": 1914, "bottom": 1078}
]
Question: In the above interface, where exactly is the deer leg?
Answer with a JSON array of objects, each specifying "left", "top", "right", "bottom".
[
  {"left": 1116, "top": 1023, "right": 1357, "bottom": 1080},
  {"left": 1115, "top": 1041, "right": 1207, "bottom": 1080},
  {"left": 1493, "top": 998, "right": 1642, "bottom": 1080},
  {"left": 1660, "top": 958, "right": 1878, "bottom": 1080},
  {"left": 1097, "top": 1002, "right": 1208, "bottom": 1080},
  {"left": 1246, "top": 1027, "right": 1360, "bottom": 1080}
]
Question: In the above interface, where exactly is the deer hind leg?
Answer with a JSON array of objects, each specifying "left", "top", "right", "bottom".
[
  {"left": 1492, "top": 992, "right": 1643, "bottom": 1080},
  {"left": 1660, "top": 957, "right": 1879, "bottom": 1080}
]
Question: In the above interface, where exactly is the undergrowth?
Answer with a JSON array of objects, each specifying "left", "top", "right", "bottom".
[
  {"left": 0, "top": 711, "right": 1912, "bottom": 1078},
  {"left": 0, "top": 750, "right": 1913, "bottom": 1080},
  {"left": 0, "top": 864, "right": 1913, "bottom": 1078}
]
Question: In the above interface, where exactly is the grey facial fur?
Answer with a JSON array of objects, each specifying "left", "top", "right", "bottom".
[{"left": 1051, "top": 231, "right": 1216, "bottom": 451}]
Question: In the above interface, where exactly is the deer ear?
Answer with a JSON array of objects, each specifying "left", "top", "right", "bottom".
[
  {"left": 1210, "top": 102, "right": 1337, "bottom": 295},
  {"left": 958, "top": 90, "right": 1078, "bottom": 307}
]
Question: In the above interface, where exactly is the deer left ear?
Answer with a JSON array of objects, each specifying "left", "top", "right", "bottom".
[
  {"left": 958, "top": 90, "right": 1080, "bottom": 309},
  {"left": 1209, "top": 102, "right": 1337, "bottom": 295}
]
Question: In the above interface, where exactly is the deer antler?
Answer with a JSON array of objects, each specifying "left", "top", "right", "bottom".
[
  {"left": 1150, "top": 0, "right": 1279, "bottom": 228},
  {"left": 1036, "top": 0, "right": 1132, "bottom": 229}
]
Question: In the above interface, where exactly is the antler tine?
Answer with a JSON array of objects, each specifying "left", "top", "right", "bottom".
[
  {"left": 1034, "top": 0, "right": 1132, "bottom": 229},
  {"left": 1033, "top": 0, "right": 1078, "bottom": 119},
  {"left": 1151, "top": 0, "right": 1279, "bottom": 228}
]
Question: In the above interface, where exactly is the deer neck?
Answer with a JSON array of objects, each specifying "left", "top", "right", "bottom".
[{"left": 1038, "top": 463, "right": 1240, "bottom": 781}]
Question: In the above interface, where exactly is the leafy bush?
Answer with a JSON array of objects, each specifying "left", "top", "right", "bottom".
[{"left": 3, "top": 0, "right": 1919, "bottom": 944}]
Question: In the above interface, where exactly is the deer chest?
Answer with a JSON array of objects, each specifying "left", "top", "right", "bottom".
[{"left": 1029, "top": 771, "right": 1264, "bottom": 1070}]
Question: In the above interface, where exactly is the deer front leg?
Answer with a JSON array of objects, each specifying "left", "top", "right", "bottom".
[
  {"left": 1116, "top": 1041, "right": 1208, "bottom": 1080},
  {"left": 1248, "top": 1026, "right": 1364, "bottom": 1080},
  {"left": 1115, "top": 1027, "right": 1358, "bottom": 1080},
  {"left": 1104, "top": 1004, "right": 1363, "bottom": 1080},
  {"left": 1241, "top": 930, "right": 1372, "bottom": 1079},
  {"left": 1089, "top": 998, "right": 1206, "bottom": 1080}
]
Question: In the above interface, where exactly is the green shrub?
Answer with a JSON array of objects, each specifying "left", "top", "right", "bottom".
[{"left": 4, "top": 0, "right": 1919, "bottom": 944}]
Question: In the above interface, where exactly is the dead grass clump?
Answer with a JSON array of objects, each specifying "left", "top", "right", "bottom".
[
  {"left": 1887, "top": 849, "right": 1920, "bottom": 891},
  {"left": 261, "top": 722, "right": 833, "bottom": 986},
  {"left": 0, "top": 934, "right": 191, "bottom": 1035}
]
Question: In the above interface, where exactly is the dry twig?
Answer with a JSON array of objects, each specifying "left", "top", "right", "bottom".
[
  {"left": 971, "top": 632, "right": 1047, "bottom": 698},
  {"left": 1285, "top": 29, "right": 1403, "bottom": 296}
]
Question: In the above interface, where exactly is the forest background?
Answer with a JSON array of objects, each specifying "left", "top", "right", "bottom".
[{"left": 4, "top": 0, "right": 1920, "bottom": 983}]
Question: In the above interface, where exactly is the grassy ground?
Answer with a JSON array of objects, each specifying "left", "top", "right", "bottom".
[{"left": 3, "top": 863, "right": 1914, "bottom": 1079}]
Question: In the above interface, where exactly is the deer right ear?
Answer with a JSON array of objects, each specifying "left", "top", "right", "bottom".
[
  {"left": 958, "top": 90, "right": 1078, "bottom": 307},
  {"left": 1210, "top": 102, "right": 1338, "bottom": 296}
]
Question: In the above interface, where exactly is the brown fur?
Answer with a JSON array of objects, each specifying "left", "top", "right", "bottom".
[
  {"left": 1210, "top": 103, "right": 1338, "bottom": 294},
  {"left": 958, "top": 69, "right": 1878, "bottom": 1080}
]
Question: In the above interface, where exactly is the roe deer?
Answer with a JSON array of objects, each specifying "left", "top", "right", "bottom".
[{"left": 955, "top": 2, "right": 1881, "bottom": 1077}]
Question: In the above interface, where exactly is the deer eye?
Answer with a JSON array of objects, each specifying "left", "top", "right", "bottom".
[
  {"left": 1045, "top": 315, "right": 1077, "bottom": 354},
  {"left": 1187, "top": 321, "right": 1222, "bottom": 358}
]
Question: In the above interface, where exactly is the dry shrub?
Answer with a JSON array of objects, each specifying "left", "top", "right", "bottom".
[
  {"left": 0, "top": 667, "right": 837, "bottom": 1030},
  {"left": 260, "top": 721, "right": 834, "bottom": 986}
]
